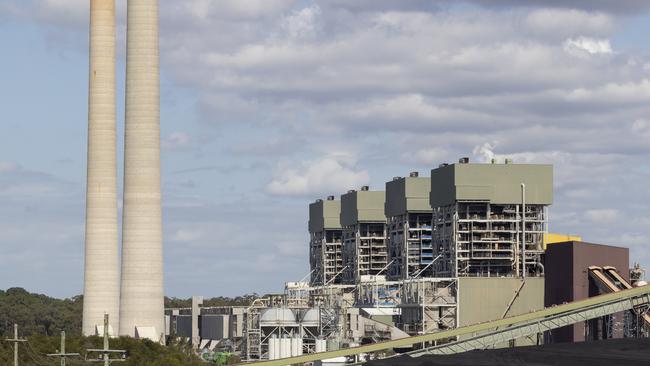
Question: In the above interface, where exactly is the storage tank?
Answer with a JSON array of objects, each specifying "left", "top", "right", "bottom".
[
  {"left": 260, "top": 308, "right": 297, "bottom": 326},
  {"left": 301, "top": 308, "right": 320, "bottom": 327},
  {"left": 290, "top": 337, "right": 303, "bottom": 356},
  {"left": 315, "top": 339, "right": 327, "bottom": 353},
  {"left": 281, "top": 337, "right": 291, "bottom": 358},
  {"left": 269, "top": 336, "right": 276, "bottom": 360},
  {"left": 268, "top": 336, "right": 277, "bottom": 360}
]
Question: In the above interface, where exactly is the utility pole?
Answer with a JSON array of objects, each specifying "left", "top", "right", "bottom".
[
  {"left": 86, "top": 314, "right": 126, "bottom": 366},
  {"left": 47, "top": 331, "right": 80, "bottom": 366},
  {"left": 4, "top": 324, "right": 27, "bottom": 366}
]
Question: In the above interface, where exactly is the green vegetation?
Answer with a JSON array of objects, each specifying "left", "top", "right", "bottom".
[
  {"left": 0, "top": 288, "right": 259, "bottom": 365},
  {"left": 165, "top": 294, "right": 259, "bottom": 308},
  {"left": 0, "top": 288, "right": 83, "bottom": 337},
  {"left": 1, "top": 334, "right": 205, "bottom": 366}
]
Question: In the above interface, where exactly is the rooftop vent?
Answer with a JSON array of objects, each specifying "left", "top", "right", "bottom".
[
  {"left": 491, "top": 158, "right": 496, "bottom": 164},
  {"left": 360, "top": 185, "right": 369, "bottom": 191},
  {"left": 392, "top": 176, "right": 401, "bottom": 181},
  {"left": 327, "top": 195, "right": 335, "bottom": 201},
  {"left": 348, "top": 189, "right": 356, "bottom": 194},
  {"left": 409, "top": 171, "right": 419, "bottom": 178},
  {"left": 505, "top": 158, "right": 513, "bottom": 164},
  {"left": 439, "top": 163, "right": 449, "bottom": 168},
  {"left": 459, "top": 157, "right": 469, "bottom": 164},
  {"left": 316, "top": 199, "right": 323, "bottom": 203}
]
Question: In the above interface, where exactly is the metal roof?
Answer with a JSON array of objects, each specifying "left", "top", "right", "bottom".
[
  {"left": 430, "top": 162, "right": 553, "bottom": 207},
  {"left": 385, "top": 176, "right": 432, "bottom": 217}
]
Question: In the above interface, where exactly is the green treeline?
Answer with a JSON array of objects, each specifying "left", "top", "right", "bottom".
[
  {"left": 0, "top": 288, "right": 258, "bottom": 365},
  {"left": 0, "top": 334, "right": 205, "bottom": 366},
  {"left": 0, "top": 288, "right": 83, "bottom": 337},
  {"left": 0, "top": 287, "right": 258, "bottom": 337}
]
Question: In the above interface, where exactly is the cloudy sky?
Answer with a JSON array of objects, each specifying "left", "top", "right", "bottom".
[{"left": 1, "top": 0, "right": 649, "bottom": 298}]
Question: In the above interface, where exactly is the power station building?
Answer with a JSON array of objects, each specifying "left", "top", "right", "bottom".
[
  {"left": 340, "top": 187, "right": 389, "bottom": 283},
  {"left": 309, "top": 197, "right": 344, "bottom": 286},
  {"left": 159, "top": 159, "right": 646, "bottom": 361},
  {"left": 429, "top": 161, "right": 552, "bottom": 278},
  {"left": 385, "top": 172, "right": 434, "bottom": 280}
]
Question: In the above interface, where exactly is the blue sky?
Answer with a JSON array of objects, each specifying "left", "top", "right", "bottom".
[{"left": 1, "top": 0, "right": 650, "bottom": 298}]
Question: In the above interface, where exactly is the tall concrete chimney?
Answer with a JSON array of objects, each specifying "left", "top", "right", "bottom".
[
  {"left": 119, "top": 0, "right": 164, "bottom": 341},
  {"left": 83, "top": 0, "right": 120, "bottom": 336}
]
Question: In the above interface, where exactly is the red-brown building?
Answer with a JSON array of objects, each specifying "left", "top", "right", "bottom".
[{"left": 545, "top": 241, "right": 629, "bottom": 343}]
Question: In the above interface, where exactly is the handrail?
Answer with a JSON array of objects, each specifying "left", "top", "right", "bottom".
[{"left": 239, "top": 284, "right": 650, "bottom": 366}]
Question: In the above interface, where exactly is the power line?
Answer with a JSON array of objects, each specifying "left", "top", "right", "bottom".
[
  {"left": 47, "top": 331, "right": 80, "bottom": 366},
  {"left": 3, "top": 324, "right": 27, "bottom": 366},
  {"left": 85, "top": 314, "right": 126, "bottom": 366}
]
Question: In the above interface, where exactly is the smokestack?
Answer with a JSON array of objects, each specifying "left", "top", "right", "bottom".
[
  {"left": 119, "top": 0, "right": 164, "bottom": 341},
  {"left": 82, "top": 0, "right": 120, "bottom": 336}
]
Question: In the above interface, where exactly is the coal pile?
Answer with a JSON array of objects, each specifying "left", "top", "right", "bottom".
[{"left": 365, "top": 338, "right": 650, "bottom": 366}]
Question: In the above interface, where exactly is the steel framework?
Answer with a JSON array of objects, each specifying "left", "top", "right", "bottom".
[{"left": 237, "top": 285, "right": 650, "bottom": 366}]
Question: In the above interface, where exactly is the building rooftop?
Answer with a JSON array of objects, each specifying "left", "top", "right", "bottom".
[
  {"left": 385, "top": 173, "right": 432, "bottom": 217},
  {"left": 430, "top": 162, "right": 553, "bottom": 207},
  {"left": 341, "top": 188, "right": 386, "bottom": 226},
  {"left": 309, "top": 198, "right": 342, "bottom": 232}
]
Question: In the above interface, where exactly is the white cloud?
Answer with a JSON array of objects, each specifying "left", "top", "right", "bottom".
[
  {"left": 171, "top": 228, "right": 202, "bottom": 243},
  {"left": 632, "top": 119, "right": 650, "bottom": 133},
  {"left": 162, "top": 131, "right": 191, "bottom": 150},
  {"left": 525, "top": 9, "right": 613, "bottom": 38},
  {"left": 412, "top": 147, "right": 448, "bottom": 165},
  {"left": 585, "top": 209, "right": 620, "bottom": 223},
  {"left": 267, "top": 156, "right": 369, "bottom": 196},
  {"left": 281, "top": 4, "right": 321, "bottom": 39},
  {"left": 0, "top": 161, "right": 18, "bottom": 173},
  {"left": 472, "top": 143, "right": 497, "bottom": 163},
  {"left": 563, "top": 36, "right": 612, "bottom": 55},
  {"left": 3, "top": 1, "right": 650, "bottom": 296}
]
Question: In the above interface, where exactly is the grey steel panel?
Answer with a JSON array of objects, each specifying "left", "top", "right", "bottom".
[
  {"left": 309, "top": 200, "right": 342, "bottom": 232},
  {"left": 385, "top": 177, "right": 431, "bottom": 217},
  {"left": 430, "top": 163, "right": 553, "bottom": 207},
  {"left": 341, "top": 190, "right": 386, "bottom": 226}
]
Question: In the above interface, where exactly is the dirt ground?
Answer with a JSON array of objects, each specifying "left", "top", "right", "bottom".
[{"left": 365, "top": 338, "right": 650, "bottom": 366}]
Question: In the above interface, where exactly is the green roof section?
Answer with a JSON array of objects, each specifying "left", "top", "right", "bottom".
[
  {"left": 340, "top": 189, "right": 386, "bottom": 226},
  {"left": 430, "top": 163, "right": 553, "bottom": 207},
  {"left": 385, "top": 176, "right": 432, "bottom": 217},
  {"left": 308, "top": 199, "right": 341, "bottom": 232}
]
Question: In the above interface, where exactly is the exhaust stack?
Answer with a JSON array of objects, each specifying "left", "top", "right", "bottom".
[
  {"left": 119, "top": 0, "right": 165, "bottom": 341},
  {"left": 83, "top": 0, "right": 120, "bottom": 336}
]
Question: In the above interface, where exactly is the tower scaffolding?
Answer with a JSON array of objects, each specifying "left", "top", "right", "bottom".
[
  {"left": 309, "top": 197, "right": 344, "bottom": 286},
  {"left": 385, "top": 172, "right": 434, "bottom": 280},
  {"left": 429, "top": 161, "right": 552, "bottom": 278},
  {"left": 340, "top": 187, "right": 388, "bottom": 284}
]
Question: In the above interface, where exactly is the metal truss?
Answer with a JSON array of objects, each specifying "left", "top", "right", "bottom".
[
  {"left": 238, "top": 285, "right": 650, "bottom": 366},
  {"left": 411, "top": 292, "right": 650, "bottom": 356}
]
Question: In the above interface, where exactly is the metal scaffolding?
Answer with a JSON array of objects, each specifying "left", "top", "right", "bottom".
[
  {"left": 388, "top": 213, "right": 434, "bottom": 279},
  {"left": 399, "top": 278, "right": 458, "bottom": 335},
  {"left": 432, "top": 202, "right": 547, "bottom": 278},
  {"left": 343, "top": 222, "right": 388, "bottom": 283}
]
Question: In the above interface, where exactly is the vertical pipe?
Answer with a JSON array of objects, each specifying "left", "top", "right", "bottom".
[
  {"left": 515, "top": 205, "right": 520, "bottom": 277},
  {"left": 83, "top": 0, "right": 119, "bottom": 336},
  {"left": 120, "top": 0, "right": 164, "bottom": 341},
  {"left": 521, "top": 183, "right": 526, "bottom": 279}
]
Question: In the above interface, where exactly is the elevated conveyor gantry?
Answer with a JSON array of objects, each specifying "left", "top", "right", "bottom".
[
  {"left": 239, "top": 285, "right": 650, "bottom": 366},
  {"left": 588, "top": 266, "right": 650, "bottom": 328}
]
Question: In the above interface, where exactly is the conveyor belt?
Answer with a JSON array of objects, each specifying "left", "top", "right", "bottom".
[
  {"left": 589, "top": 266, "right": 650, "bottom": 327},
  {"left": 239, "top": 284, "right": 650, "bottom": 366}
]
